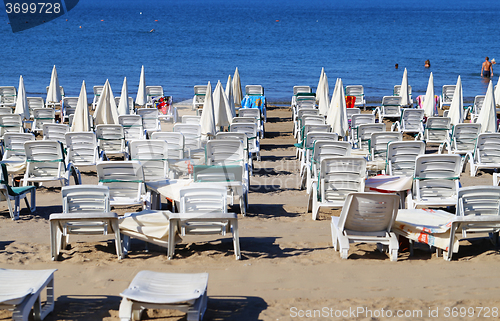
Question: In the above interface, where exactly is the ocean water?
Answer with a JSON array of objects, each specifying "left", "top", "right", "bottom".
[{"left": 1, "top": 0, "right": 499, "bottom": 104}]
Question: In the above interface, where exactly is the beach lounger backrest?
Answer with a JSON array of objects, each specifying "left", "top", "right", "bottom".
[
  {"left": 319, "top": 156, "right": 367, "bottom": 202},
  {"left": 65, "top": 132, "right": 99, "bottom": 167},
  {"left": 451, "top": 123, "right": 481, "bottom": 154},
  {"left": 293, "top": 86, "right": 312, "bottom": 95},
  {"left": 457, "top": 186, "right": 500, "bottom": 237},
  {"left": 43, "top": 123, "right": 69, "bottom": 146},
  {"left": 369, "top": 132, "right": 402, "bottom": 161},
  {"left": 129, "top": 140, "right": 169, "bottom": 181},
  {"left": 119, "top": 114, "right": 145, "bottom": 141},
  {"left": 151, "top": 131, "right": 185, "bottom": 159},
  {"left": 386, "top": 141, "right": 425, "bottom": 177},
  {"left": 476, "top": 133, "right": 500, "bottom": 165},
  {"left": 3, "top": 132, "right": 34, "bottom": 162},
  {"left": 356, "top": 123, "right": 385, "bottom": 150}
]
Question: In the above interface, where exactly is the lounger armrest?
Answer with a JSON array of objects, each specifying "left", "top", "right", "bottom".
[
  {"left": 454, "top": 216, "right": 500, "bottom": 223},
  {"left": 50, "top": 211, "right": 118, "bottom": 221},
  {"left": 168, "top": 212, "right": 237, "bottom": 220}
]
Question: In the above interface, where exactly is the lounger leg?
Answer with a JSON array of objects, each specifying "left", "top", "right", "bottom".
[
  {"left": 118, "top": 298, "right": 134, "bottom": 321},
  {"left": 232, "top": 219, "right": 241, "bottom": 260},
  {"left": 112, "top": 220, "right": 123, "bottom": 260},
  {"left": 3, "top": 190, "right": 15, "bottom": 220},
  {"left": 122, "top": 234, "right": 130, "bottom": 256},
  {"left": 50, "top": 221, "right": 59, "bottom": 261}
]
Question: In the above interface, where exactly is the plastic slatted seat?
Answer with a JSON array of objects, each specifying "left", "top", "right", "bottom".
[
  {"left": 307, "top": 156, "right": 367, "bottom": 220},
  {"left": 129, "top": 140, "right": 169, "bottom": 182},
  {"left": 331, "top": 192, "right": 400, "bottom": 261},
  {"left": 391, "top": 108, "right": 424, "bottom": 136},
  {"left": 97, "top": 161, "right": 147, "bottom": 208},
  {"left": 119, "top": 271, "right": 208, "bottom": 321},
  {"left": 118, "top": 114, "right": 145, "bottom": 142},
  {"left": 65, "top": 132, "right": 102, "bottom": 170},
  {"left": 407, "top": 154, "right": 461, "bottom": 209},
  {"left": 368, "top": 132, "right": 402, "bottom": 165},
  {"left": 0, "top": 86, "right": 17, "bottom": 108},
  {"left": 245, "top": 85, "right": 264, "bottom": 95},
  {"left": 349, "top": 114, "right": 376, "bottom": 146},
  {"left": 26, "top": 97, "right": 45, "bottom": 118},
  {"left": 194, "top": 165, "right": 248, "bottom": 216},
  {"left": 467, "top": 133, "right": 500, "bottom": 177},
  {"left": 373, "top": 96, "right": 402, "bottom": 123},
  {"left": 32, "top": 108, "right": 55, "bottom": 134},
  {"left": 421, "top": 117, "right": 452, "bottom": 145},
  {"left": 192, "top": 85, "right": 207, "bottom": 111},
  {"left": 0, "top": 114, "right": 23, "bottom": 138},
  {"left": 49, "top": 185, "right": 122, "bottom": 260},
  {"left": 386, "top": 141, "right": 425, "bottom": 177},
  {"left": 440, "top": 85, "right": 456, "bottom": 109},
  {"left": 145, "top": 85, "right": 164, "bottom": 105},
  {"left": 23, "top": 140, "right": 81, "bottom": 187},
  {"left": 151, "top": 132, "right": 185, "bottom": 160},
  {"left": 355, "top": 123, "right": 385, "bottom": 150},
  {"left": 393, "top": 85, "right": 413, "bottom": 106},
  {"left": 42, "top": 123, "right": 69, "bottom": 147},
  {"left": 181, "top": 115, "right": 201, "bottom": 124},
  {"left": 298, "top": 131, "right": 339, "bottom": 180},
  {"left": 2, "top": 132, "right": 35, "bottom": 175},
  {"left": 302, "top": 141, "right": 351, "bottom": 193},
  {"left": 92, "top": 85, "right": 104, "bottom": 110},
  {"left": 173, "top": 123, "right": 201, "bottom": 157},
  {"left": 95, "top": 124, "right": 127, "bottom": 159},
  {"left": 0, "top": 268, "right": 57, "bottom": 321},
  {"left": 61, "top": 97, "right": 79, "bottom": 123},
  {"left": 136, "top": 108, "right": 161, "bottom": 137},
  {"left": 229, "top": 122, "right": 261, "bottom": 161},
  {"left": 345, "top": 85, "right": 366, "bottom": 109}
]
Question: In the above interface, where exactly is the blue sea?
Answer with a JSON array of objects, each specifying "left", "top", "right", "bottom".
[{"left": 1, "top": 0, "right": 499, "bottom": 105}]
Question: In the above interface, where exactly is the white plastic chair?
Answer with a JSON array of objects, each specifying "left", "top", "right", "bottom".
[
  {"left": 61, "top": 97, "right": 79, "bottom": 123},
  {"left": 331, "top": 192, "right": 400, "bottom": 261},
  {"left": 386, "top": 141, "right": 426, "bottom": 176},
  {"left": 192, "top": 85, "right": 207, "bottom": 111},
  {"left": 1, "top": 132, "right": 35, "bottom": 176},
  {"left": 391, "top": 108, "right": 424, "bottom": 137},
  {"left": 230, "top": 122, "right": 261, "bottom": 161},
  {"left": 181, "top": 115, "right": 201, "bottom": 124},
  {"left": 373, "top": 96, "right": 402, "bottom": 123},
  {"left": 32, "top": 108, "right": 55, "bottom": 134},
  {"left": 349, "top": 114, "right": 376, "bottom": 146},
  {"left": 0, "top": 163, "right": 36, "bottom": 220},
  {"left": 0, "top": 114, "right": 24, "bottom": 137},
  {"left": 194, "top": 165, "right": 248, "bottom": 216},
  {"left": 27, "top": 97, "right": 45, "bottom": 118},
  {"left": 145, "top": 85, "right": 164, "bottom": 105},
  {"left": 95, "top": 124, "right": 128, "bottom": 159},
  {"left": 355, "top": 123, "right": 385, "bottom": 150},
  {"left": 173, "top": 123, "right": 202, "bottom": 157},
  {"left": 118, "top": 114, "right": 145, "bottom": 142},
  {"left": 466, "top": 133, "right": 500, "bottom": 177},
  {"left": 0, "top": 86, "right": 17, "bottom": 108},
  {"left": 129, "top": 140, "right": 169, "bottom": 182},
  {"left": 421, "top": 117, "right": 452, "bottom": 145},
  {"left": 369, "top": 132, "right": 402, "bottom": 163},
  {"left": 119, "top": 271, "right": 208, "bottom": 321},
  {"left": 65, "top": 132, "right": 103, "bottom": 170},
  {"left": 23, "top": 140, "right": 81, "bottom": 187},
  {"left": 96, "top": 160, "right": 147, "bottom": 208},
  {"left": 298, "top": 131, "right": 339, "bottom": 178},
  {"left": 440, "top": 85, "right": 456, "bottom": 109},
  {"left": 136, "top": 108, "right": 161, "bottom": 137},
  {"left": 393, "top": 85, "right": 413, "bottom": 106},
  {"left": 49, "top": 185, "right": 122, "bottom": 260},
  {"left": 345, "top": 85, "right": 366, "bottom": 109},
  {"left": 42, "top": 123, "right": 69, "bottom": 147},
  {"left": 151, "top": 131, "right": 185, "bottom": 160},
  {"left": 245, "top": 85, "right": 264, "bottom": 95},
  {"left": 92, "top": 85, "right": 104, "bottom": 110},
  {"left": 0, "top": 268, "right": 56, "bottom": 321},
  {"left": 308, "top": 157, "right": 367, "bottom": 220},
  {"left": 439, "top": 123, "right": 481, "bottom": 156},
  {"left": 345, "top": 107, "right": 361, "bottom": 123},
  {"left": 407, "top": 154, "right": 461, "bottom": 209}
]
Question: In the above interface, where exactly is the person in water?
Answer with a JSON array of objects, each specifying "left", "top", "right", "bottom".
[
  {"left": 481, "top": 57, "right": 493, "bottom": 78},
  {"left": 425, "top": 59, "right": 430, "bottom": 68}
]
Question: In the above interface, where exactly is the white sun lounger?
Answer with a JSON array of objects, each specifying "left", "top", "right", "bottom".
[
  {"left": 0, "top": 268, "right": 57, "bottom": 321},
  {"left": 119, "top": 271, "right": 208, "bottom": 321}
]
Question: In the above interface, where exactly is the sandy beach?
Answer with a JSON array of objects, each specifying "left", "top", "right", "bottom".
[{"left": 1, "top": 104, "right": 500, "bottom": 321}]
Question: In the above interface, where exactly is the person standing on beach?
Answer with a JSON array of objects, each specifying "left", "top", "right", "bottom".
[{"left": 481, "top": 57, "right": 493, "bottom": 78}]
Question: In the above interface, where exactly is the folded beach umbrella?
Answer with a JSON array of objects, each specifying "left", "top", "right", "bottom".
[
  {"left": 233, "top": 67, "right": 243, "bottom": 106},
  {"left": 46, "top": 65, "right": 62, "bottom": 105},
  {"left": 94, "top": 79, "right": 119, "bottom": 125},
  {"left": 448, "top": 76, "right": 464, "bottom": 126},
  {"left": 200, "top": 81, "right": 216, "bottom": 139},
  {"left": 225, "top": 75, "right": 236, "bottom": 118},
  {"left": 213, "top": 80, "right": 233, "bottom": 128},
  {"left": 14, "top": 75, "right": 29, "bottom": 120},
  {"left": 495, "top": 76, "right": 500, "bottom": 108},
  {"left": 327, "top": 78, "right": 348, "bottom": 137},
  {"left": 477, "top": 80, "right": 497, "bottom": 133},
  {"left": 318, "top": 72, "right": 329, "bottom": 116},
  {"left": 400, "top": 68, "right": 410, "bottom": 107},
  {"left": 422, "top": 72, "right": 437, "bottom": 117},
  {"left": 135, "top": 65, "right": 147, "bottom": 107},
  {"left": 316, "top": 67, "right": 325, "bottom": 104},
  {"left": 71, "top": 80, "right": 90, "bottom": 132},
  {"left": 117, "top": 77, "right": 130, "bottom": 116}
]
